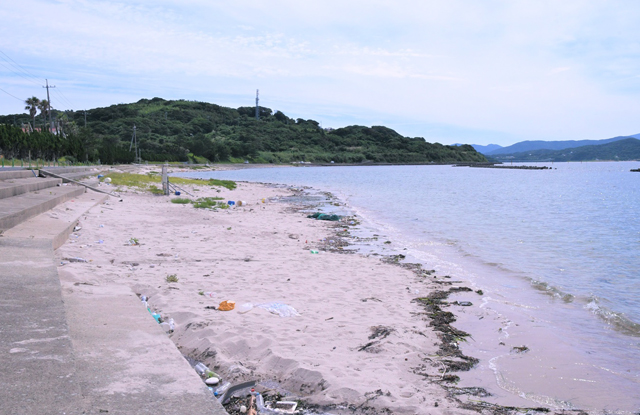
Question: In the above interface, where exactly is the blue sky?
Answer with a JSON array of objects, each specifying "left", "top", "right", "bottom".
[{"left": 1, "top": 0, "right": 639, "bottom": 146}]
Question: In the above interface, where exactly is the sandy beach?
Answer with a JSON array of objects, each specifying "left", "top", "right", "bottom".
[{"left": 54, "top": 166, "right": 539, "bottom": 415}]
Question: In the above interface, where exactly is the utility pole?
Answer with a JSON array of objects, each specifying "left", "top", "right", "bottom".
[
  {"left": 255, "top": 89, "right": 259, "bottom": 120},
  {"left": 43, "top": 79, "right": 55, "bottom": 132},
  {"left": 129, "top": 124, "right": 140, "bottom": 163}
]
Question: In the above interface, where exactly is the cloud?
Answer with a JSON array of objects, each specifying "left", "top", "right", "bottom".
[{"left": 1, "top": 0, "right": 640, "bottom": 144}]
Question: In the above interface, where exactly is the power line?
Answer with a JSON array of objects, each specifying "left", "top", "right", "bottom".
[
  {"left": 0, "top": 86, "right": 24, "bottom": 102},
  {"left": 52, "top": 87, "right": 74, "bottom": 109},
  {"left": 0, "top": 59, "right": 42, "bottom": 86},
  {"left": 0, "top": 49, "right": 42, "bottom": 82}
]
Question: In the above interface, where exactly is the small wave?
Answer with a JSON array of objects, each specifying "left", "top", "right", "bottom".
[
  {"left": 584, "top": 296, "right": 640, "bottom": 337},
  {"left": 529, "top": 279, "right": 576, "bottom": 303},
  {"left": 489, "top": 356, "right": 577, "bottom": 410},
  {"left": 483, "top": 296, "right": 539, "bottom": 311}
]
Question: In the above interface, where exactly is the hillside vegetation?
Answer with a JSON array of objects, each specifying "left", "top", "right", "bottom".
[{"left": 0, "top": 97, "right": 486, "bottom": 164}]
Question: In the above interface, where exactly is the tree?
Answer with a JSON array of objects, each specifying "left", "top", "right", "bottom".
[
  {"left": 38, "top": 99, "right": 50, "bottom": 130},
  {"left": 25, "top": 96, "right": 40, "bottom": 131}
]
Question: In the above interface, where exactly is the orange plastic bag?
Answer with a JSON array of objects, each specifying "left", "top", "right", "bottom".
[{"left": 218, "top": 300, "right": 235, "bottom": 311}]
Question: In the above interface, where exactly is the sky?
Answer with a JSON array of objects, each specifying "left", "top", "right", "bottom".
[{"left": 1, "top": 0, "right": 639, "bottom": 146}]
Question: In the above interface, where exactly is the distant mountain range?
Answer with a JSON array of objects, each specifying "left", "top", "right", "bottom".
[
  {"left": 489, "top": 137, "right": 640, "bottom": 162},
  {"left": 459, "top": 133, "right": 640, "bottom": 161}
]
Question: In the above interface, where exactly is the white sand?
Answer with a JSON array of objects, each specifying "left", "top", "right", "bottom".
[{"left": 56, "top": 168, "right": 479, "bottom": 414}]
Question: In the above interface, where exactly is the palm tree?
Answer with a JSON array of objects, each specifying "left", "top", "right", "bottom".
[
  {"left": 38, "top": 99, "right": 50, "bottom": 131},
  {"left": 25, "top": 96, "right": 40, "bottom": 132}
]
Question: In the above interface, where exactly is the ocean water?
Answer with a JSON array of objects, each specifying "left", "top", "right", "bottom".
[{"left": 178, "top": 162, "right": 640, "bottom": 413}]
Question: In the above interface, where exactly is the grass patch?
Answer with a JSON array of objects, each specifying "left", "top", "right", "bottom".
[
  {"left": 192, "top": 197, "right": 227, "bottom": 209},
  {"left": 166, "top": 274, "right": 179, "bottom": 283},
  {"left": 148, "top": 185, "right": 164, "bottom": 195},
  {"left": 171, "top": 197, "right": 192, "bottom": 204}
]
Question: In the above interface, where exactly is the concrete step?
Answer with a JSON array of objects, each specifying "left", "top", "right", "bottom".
[
  {"left": 0, "top": 169, "right": 38, "bottom": 180},
  {"left": 59, "top": 267, "right": 228, "bottom": 414},
  {"left": 3, "top": 190, "right": 109, "bottom": 249},
  {"left": 0, "top": 238, "right": 83, "bottom": 415},
  {"left": 0, "top": 177, "right": 62, "bottom": 200},
  {"left": 0, "top": 185, "right": 85, "bottom": 231}
]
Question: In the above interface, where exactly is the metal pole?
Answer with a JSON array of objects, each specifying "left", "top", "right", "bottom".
[{"left": 162, "top": 164, "right": 169, "bottom": 195}]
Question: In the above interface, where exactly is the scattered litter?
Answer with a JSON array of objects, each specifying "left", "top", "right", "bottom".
[
  {"left": 199, "top": 291, "right": 216, "bottom": 298},
  {"left": 227, "top": 201, "right": 235, "bottom": 206},
  {"left": 149, "top": 309, "right": 161, "bottom": 323},
  {"left": 159, "top": 318, "right": 175, "bottom": 333},
  {"left": 125, "top": 237, "right": 140, "bottom": 246},
  {"left": 307, "top": 212, "right": 341, "bottom": 221},
  {"left": 310, "top": 250, "right": 319, "bottom": 254},
  {"left": 272, "top": 401, "right": 298, "bottom": 414},
  {"left": 95, "top": 240, "right": 104, "bottom": 244},
  {"left": 218, "top": 300, "right": 236, "bottom": 311},
  {"left": 63, "top": 257, "right": 88, "bottom": 263},
  {"left": 237, "top": 303, "right": 254, "bottom": 314},
  {"left": 99, "top": 224, "right": 104, "bottom": 228},
  {"left": 237, "top": 200, "right": 247, "bottom": 206},
  {"left": 60, "top": 261, "right": 69, "bottom": 266},
  {"left": 454, "top": 301, "right": 473, "bottom": 306},
  {"left": 205, "top": 377, "right": 220, "bottom": 386},
  {"left": 194, "top": 362, "right": 209, "bottom": 376},
  {"left": 256, "top": 302, "right": 300, "bottom": 318},
  {"left": 214, "top": 381, "right": 231, "bottom": 399},
  {"left": 104, "top": 177, "right": 112, "bottom": 183},
  {"left": 73, "top": 225, "right": 82, "bottom": 232},
  {"left": 218, "top": 380, "right": 256, "bottom": 404}
]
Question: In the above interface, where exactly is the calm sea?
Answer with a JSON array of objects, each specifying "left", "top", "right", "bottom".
[{"left": 178, "top": 161, "right": 640, "bottom": 413}]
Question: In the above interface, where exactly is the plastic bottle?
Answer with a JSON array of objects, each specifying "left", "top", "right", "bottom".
[
  {"left": 194, "top": 362, "right": 209, "bottom": 376},
  {"left": 253, "top": 392, "right": 279, "bottom": 414},
  {"left": 205, "top": 369, "right": 220, "bottom": 379},
  {"left": 214, "top": 381, "right": 231, "bottom": 398}
]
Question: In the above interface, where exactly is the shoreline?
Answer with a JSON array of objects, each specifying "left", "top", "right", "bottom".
[{"left": 56, "top": 165, "right": 596, "bottom": 414}]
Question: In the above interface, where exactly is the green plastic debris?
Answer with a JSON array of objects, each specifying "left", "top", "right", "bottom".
[{"left": 307, "top": 212, "right": 341, "bottom": 221}]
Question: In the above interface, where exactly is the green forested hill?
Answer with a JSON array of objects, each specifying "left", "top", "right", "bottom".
[
  {"left": 491, "top": 137, "right": 640, "bottom": 162},
  {"left": 0, "top": 97, "right": 486, "bottom": 164}
]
